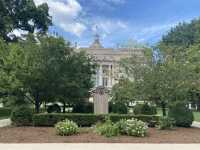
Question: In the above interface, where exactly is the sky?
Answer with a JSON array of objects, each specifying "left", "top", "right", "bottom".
[{"left": 33, "top": 0, "right": 200, "bottom": 48}]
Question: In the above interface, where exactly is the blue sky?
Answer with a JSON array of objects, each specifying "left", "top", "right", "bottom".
[{"left": 34, "top": 0, "right": 200, "bottom": 47}]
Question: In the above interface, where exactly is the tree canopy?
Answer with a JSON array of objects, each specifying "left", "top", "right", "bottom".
[
  {"left": 0, "top": 0, "right": 52, "bottom": 42},
  {"left": 0, "top": 35, "right": 96, "bottom": 112},
  {"left": 112, "top": 18, "right": 200, "bottom": 115}
]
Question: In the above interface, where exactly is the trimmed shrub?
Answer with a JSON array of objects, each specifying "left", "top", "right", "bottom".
[
  {"left": 109, "top": 102, "right": 128, "bottom": 114},
  {"left": 72, "top": 102, "right": 93, "bottom": 113},
  {"left": 47, "top": 104, "right": 61, "bottom": 113},
  {"left": 116, "top": 118, "right": 148, "bottom": 137},
  {"left": 133, "top": 103, "right": 157, "bottom": 115},
  {"left": 33, "top": 113, "right": 105, "bottom": 127},
  {"left": 168, "top": 102, "right": 194, "bottom": 127},
  {"left": 33, "top": 113, "right": 159, "bottom": 127},
  {"left": 95, "top": 118, "right": 119, "bottom": 137},
  {"left": 158, "top": 116, "right": 175, "bottom": 130},
  {"left": 0, "top": 107, "right": 11, "bottom": 118},
  {"left": 11, "top": 106, "right": 33, "bottom": 126},
  {"left": 55, "top": 119, "right": 79, "bottom": 136}
]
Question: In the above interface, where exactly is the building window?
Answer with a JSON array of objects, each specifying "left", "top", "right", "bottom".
[
  {"left": 103, "top": 77, "right": 108, "bottom": 87},
  {"left": 102, "top": 65, "right": 109, "bottom": 76}
]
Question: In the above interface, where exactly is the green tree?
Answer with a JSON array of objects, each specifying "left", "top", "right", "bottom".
[
  {"left": 110, "top": 47, "right": 153, "bottom": 111},
  {"left": 0, "top": 0, "right": 52, "bottom": 42},
  {"left": 158, "top": 17, "right": 200, "bottom": 112},
  {"left": 111, "top": 79, "right": 136, "bottom": 107},
  {"left": 117, "top": 44, "right": 195, "bottom": 116},
  {"left": 0, "top": 35, "right": 96, "bottom": 113},
  {"left": 158, "top": 18, "right": 200, "bottom": 62},
  {"left": 140, "top": 61, "right": 194, "bottom": 116}
]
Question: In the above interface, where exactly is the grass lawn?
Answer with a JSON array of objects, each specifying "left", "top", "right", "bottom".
[
  {"left": 157, "top": 108, "right": 200, "bottom": 122},
  {"left": 193, "top": 111, "right": 200, "bottom": 122},
  {"left": 0, "top": 116, "right": 9, "bottom": 120},
  {"left": 0, "top": 107, "right": 11, "bottom": 120},
  {"left": 156, "top": 108, "right": 163, "bottom": 116}
]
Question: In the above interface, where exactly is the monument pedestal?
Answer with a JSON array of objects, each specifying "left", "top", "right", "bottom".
[{"left": 91, "top": 86, "right": 109, "bottom": 114}]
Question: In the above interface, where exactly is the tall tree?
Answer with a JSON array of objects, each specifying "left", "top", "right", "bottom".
[
  {"left": 0, "top": 35, "right": 96, "bottom": 113},
  {"left": 158, "top": 18, "right": 200, "bottom": 61},
  {"left": 0, "top": 0, "right": 52, "bottom": 42},
  {"left": 158, "top": 17, "right": 200, "bottom": 111}
]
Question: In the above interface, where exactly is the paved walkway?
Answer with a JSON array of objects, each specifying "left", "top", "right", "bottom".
[
  {"left": 0, "top": 119, "right": 11, "bottom": 127},
  {"left": 192, "top": 121, "right": 200, "bottom": 128}
]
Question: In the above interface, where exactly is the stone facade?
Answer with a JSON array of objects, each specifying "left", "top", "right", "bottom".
[{"left": 76, "top": 34, "right": 145, "bottom": 89}]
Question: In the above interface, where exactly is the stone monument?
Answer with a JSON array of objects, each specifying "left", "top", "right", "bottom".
[{"left": 91, "top": 86, "right": 109, "bottom": 114}]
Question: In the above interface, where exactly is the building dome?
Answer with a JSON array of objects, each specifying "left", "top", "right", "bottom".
[{"left": 90, "top": 33, "right": 103, "bottom": 48}]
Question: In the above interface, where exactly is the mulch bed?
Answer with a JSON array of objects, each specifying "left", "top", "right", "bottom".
[{"left": 0, "top": 127, "right": 200, "bottom": 143}]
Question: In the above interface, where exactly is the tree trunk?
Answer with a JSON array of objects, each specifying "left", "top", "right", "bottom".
[
  {"left": 196, "top": 100, "right": 200, "bottom": 111},
  {"left": 44, "top": 102, "right": 47, "bottom": 111},
  {"left": 63, "top": 102, "right": 66, "bottom": 113},
  {"left": 161, "top": 102, "right": 166, "bottom": 116},
  {"left": 35, "top": 93, "right": 40, "bottom": 113}
]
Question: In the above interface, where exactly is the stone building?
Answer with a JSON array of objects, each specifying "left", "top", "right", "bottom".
[{"left": 76, "top": 34, "right": 145, "bottom": 89}]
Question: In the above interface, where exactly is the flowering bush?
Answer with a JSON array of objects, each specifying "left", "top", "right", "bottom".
[
  {"left": 55, "top": 119, "right": 79, "bottom": 136},
  {"left": 95, "top": 119, "right": 119, "bottom": 137},
  {"left": 117, "top": 118, "right": 148, "bottom": 137}
]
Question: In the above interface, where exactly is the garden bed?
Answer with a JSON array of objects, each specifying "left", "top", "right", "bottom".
[{"left": 0, "top": 127, "right": 200, "bottom": 143}]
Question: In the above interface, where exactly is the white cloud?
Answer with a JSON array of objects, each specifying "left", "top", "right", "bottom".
[
  {"left": 34, "top": 0, "right": 86, "bottom": 37},
  {"left": 105, "top": 0, "right": 126, "bottom": 4},
  {"left": 91, "top": 19, "right": 128, "bottom": 38},
  {"left": 127, "top": 22, "right": 178, "bottom": 44},
  {"left": 60, "top": 22, "right": 86, "bottom": 37},
  {"left": 86, "top": 0, "right": 126, "bottom": 11},
  {"left": 141, "top": 23, "right": 176, "bottom": 35}
]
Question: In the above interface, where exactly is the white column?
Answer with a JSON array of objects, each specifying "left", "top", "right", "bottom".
[
  {"left": 99, "top": 65, "right": 103, "bottom": 86},
  {"left": 112, "top": 64, "right": 115, "bottom": 86},
  {"left": 95, "top": 70, "right": 98, "bottom": 87},
  {"left": 108, "top": 64, "right": 112, "bottom": 87}
]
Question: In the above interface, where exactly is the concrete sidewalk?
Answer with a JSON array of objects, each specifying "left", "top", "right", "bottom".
[
  {"left": 0, "top": 144, "right": 200, "bottom": 150},
  {"left": 192, "top": 121, "right": 200, "bottom": 128},
  {"left": 0, "top": 119, "right": 11, "bottom": 127}
]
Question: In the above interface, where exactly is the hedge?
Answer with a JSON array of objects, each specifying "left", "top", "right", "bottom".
[
  {"left": 0, "top": 107, "right": 11, "bottom": 118},
  {"left": 0, "top": 107, "right": 46, "bottom": 119},
  {"left": 33, "top": 113, "right": 159, "bottom": 127},
  {"left": 11, "top": 106, "right": 33, "bottom": 126}
]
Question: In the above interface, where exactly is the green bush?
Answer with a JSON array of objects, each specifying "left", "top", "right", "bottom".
[
  {"left": 133, "top": 103, "right": 157, "bottom": 115},
  {"left": 109, "top": 102, "right": 128, "bottom": 114},
  {"left": 95, "top": 118, "right": 119, "bottom": 137},
  {"left": 55, "top": 119, "right": 79, "bottom": 136},
  {"left": 109, "top": 114, "right": 159, "bottom": 125},
  {"left": 33, "top": 113, "right": 105, "bottom": 127},
  {"left": 168, "top": 102, "right": 194, "bottom": 127},
  {"left": 158, "top": 116, "right": 175, "bottom": 130},
  {"left": 72, "top": 102, "right": 93, "bottom": 113},
  {"left": 116, "top": 118, "right": 148, "bottom": 137},
  {"left": 47, "top": 104, "right": 61, "bottom": 113},
  {"left": 115, "top": 119, "right": 127, "bottom": 134},
  {"left": 33, "top": 113, "right": 159, "bottom": 127},
  {"left": 0, "top": 107, "right": 11, "bottom": 118},
  {"left": 11, "top": 106, "right": 33, "bottom": 126}
]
